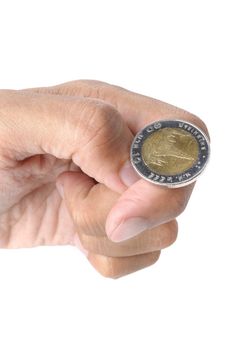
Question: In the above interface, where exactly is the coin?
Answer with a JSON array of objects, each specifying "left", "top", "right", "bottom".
[{"left": 130, "top": 120, "right": 210, "bottom": 188}]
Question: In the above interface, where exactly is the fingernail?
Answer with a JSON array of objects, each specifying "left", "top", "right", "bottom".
[
  {"left": 56, "top": 182, "right": 64, "bottom": 199},
  {"left": 119, "top": 160, "right": 140, "bottom": 187},
  {"left": 109, "top": 217, "right": 148, "bottom": 242}
]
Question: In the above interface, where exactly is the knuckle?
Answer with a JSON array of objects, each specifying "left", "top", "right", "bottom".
[
  {"left": 74, "top": 206, "right": 94, "bottom": 235},
  {"left": 78, "top": 233, "right": 107, "bottom": 255},
  {"left": 78, "top": 233, "right": 92, "bottom": 252},
  {"left": 168, "top": 220, "right": 179, "bottom": 243},
  {"left": 62, "top": 80, "right": 107, "bottom": 100},
  {"left": 162, "top": 220, "right": 178, "bottom": 247},
  {"left": 146, "top": 251, "right": 161, "bottom": 266},
  {"left": 92, "top": 255, "right": 119, "bottom": 279},
  {"left": 171, "top": 191, "right": 189, "bottom": 217},
  {"left": 88, "top": 100, "right": 118, "bottom": 124},
  {"left": 74, "top": 203, "right": 105, "bottom": 238},
  {"left": 91, "top": 102, "right": 121, "bottom": 134},
  {"left": 89, "top": 252, "right": 161, "bottom": 278},
  {"left": 75, "top": 100, "right": 126, "bottom": 175},
  {"left": 81, "top": 101, "right": 123, "bottom": 145}
]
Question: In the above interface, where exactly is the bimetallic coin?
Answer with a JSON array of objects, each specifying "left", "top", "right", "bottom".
[{"left": 130, "top": 120, "right": 210, "bottom": 188}]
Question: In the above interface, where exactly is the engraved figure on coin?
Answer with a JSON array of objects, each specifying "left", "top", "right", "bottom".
[{"left": 142, "top": 128, "right": 199, "bottom": 175}]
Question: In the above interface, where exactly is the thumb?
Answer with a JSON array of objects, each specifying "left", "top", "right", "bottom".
[{"left": 0, "top": 90, "right": 139, "bottom": 192}]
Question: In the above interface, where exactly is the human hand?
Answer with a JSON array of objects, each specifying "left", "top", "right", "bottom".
[{"left": 0, "top": 81, "right": 209, "bottom": 278}]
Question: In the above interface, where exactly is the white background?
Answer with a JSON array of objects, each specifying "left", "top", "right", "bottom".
[{"left": 0, "top": 1, "right": 232, "bottom": 349}]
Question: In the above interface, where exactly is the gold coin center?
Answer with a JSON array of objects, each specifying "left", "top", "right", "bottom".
[{"left": 141, "top": 127, "right": 199, "bottom": 176}]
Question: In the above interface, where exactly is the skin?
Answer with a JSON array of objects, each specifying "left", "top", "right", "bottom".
[{"left": 0, "top": 80, "right": 209, "bottom": 278}]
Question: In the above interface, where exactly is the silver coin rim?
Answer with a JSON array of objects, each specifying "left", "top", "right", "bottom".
[{"left": 130, "top": 119, "right": 211, "bottom": 188}]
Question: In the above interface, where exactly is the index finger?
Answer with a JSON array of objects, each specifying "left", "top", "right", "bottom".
[{"left": 21, "top": 79, "right": 209, "bottom": 137}]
